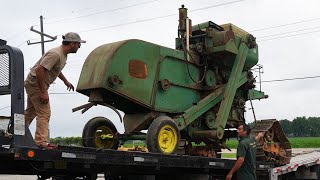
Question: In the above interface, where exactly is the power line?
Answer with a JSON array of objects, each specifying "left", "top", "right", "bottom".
[
  {"left": 5, "top": 28, "right": 29, "bottom": 42},
  {"left": 78, "top": 0, "right": 246, "bottom": 33},
  {"left": 1, "top": 74, "right": 320, "bottom": 111},
  {"left": 16, "top": 40, "right": 28, "bottom": 48},
  {"left": 0, "top": 92, "right": 76, "bottom": 111},
  {"left": 44, "top": 0, "right": 159, "bottom": 25},
  {"left": 251, "top": 17, "right": 320, "bottom": 32},
  {"left": 258, "top": 26, "right": 320, "bottom": 39},
  {"left": 18, "top": 0, "right": 320, "bottom": 44},
  {"left": 79, "top": 13, "right": 176, "bottom": 33},
  {"left": 46, "top": 0, "right": 244, "bottom": 26},
  {"left": 190, "top": 0, "right": 245, "bottom": 13},
  {"left": 258, "top": 75, "right": 320, "bottom": 83},
  {"left": 7, "top": 1, "right": 320, "bottom": 49},
  {"left": 0, "top": 105, "right": 11, "bottom": 111},
  {"left": 71, "top": 0, "right": 133, "bottom": 13},
  {"left": 259, "top": 28, "right": 320, "bottom": 42}
]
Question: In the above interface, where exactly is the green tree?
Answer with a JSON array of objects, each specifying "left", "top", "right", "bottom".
[
  {"left": 307, "top": 117, "right": 320, "bottom": 137},
  {"left": 50, "top": 136, "right": 82, "bottom": 146},
  {"left": 292, "top": 117, "right": 308, "bottom": 137},
  {"left": 279, "top": 119, "right": 292, "bottom": 137}
]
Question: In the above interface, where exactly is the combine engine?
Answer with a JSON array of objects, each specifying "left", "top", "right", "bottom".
[{"left": 75, "top": 6, "right": 291, "bottom": 165}]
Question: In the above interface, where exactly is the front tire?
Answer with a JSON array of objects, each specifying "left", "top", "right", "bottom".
[{"left": 146, "top": 116, "right": 180, "bottom": 154}]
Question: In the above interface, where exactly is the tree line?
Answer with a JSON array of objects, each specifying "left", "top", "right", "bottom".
[
  {"left": 50, "top": 136, "right": 82, "bottom": 146},
  {"left": 278, "top": 117, "right": 320, "bottom": 137},
  {"left": 249, "top": 116, "right": 320, "bottom": 137}
]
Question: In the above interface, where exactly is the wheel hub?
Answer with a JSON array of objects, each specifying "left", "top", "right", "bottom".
[{"left": 158, "top": 125, "right": 178, "bottom": 153}]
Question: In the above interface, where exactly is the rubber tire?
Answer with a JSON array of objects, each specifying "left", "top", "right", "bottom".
[
  {"left": 82, "top": 117, "right": 119, "bottom": 149},
  {"left": 146, "top": 116, "right": 180, "bottom": 154}
]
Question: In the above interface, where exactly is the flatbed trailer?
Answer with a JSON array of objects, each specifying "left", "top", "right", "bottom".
[
  {"left": 0, "top": 145, "right": 319, "bottom": 180},
  {"left": 0, "top": 145, "right": 273, "bottom": 180},
  {"left": 0, "top": 41, "right": 319, "bottom": 180}
]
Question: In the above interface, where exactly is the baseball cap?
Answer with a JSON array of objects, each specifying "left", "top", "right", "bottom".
[{"left": 62, "top": 32, "right": 86, "bottom": 43}]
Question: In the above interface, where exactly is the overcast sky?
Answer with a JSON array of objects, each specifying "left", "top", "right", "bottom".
[{"left": 1, "top": 0, "right": 320, "bottom": 137}]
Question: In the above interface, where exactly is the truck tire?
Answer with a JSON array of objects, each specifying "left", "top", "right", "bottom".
[
  {"left": 146, "top": 116, "right": 180, "bottom": 154},
  {"left": 82, "top": 117, "right": 119, "bottom": 149}
]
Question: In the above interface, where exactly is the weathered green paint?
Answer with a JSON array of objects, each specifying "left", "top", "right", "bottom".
[
  {"left": 248, "top": 89, "right": 268, "bottom": 100},
  {"left": 77, "top": 40, "right": 128, "bottom": 91},
  {"left": 155, "top": 47, "right": 200, "bottom": 112},
  {"left": 175, "top": 72, "right": 249, "bottom": 130},
  {"left": 214, "top": 38, "right": 250, "bottom": 139},
  {"left": 107, "top": 40, "right": 159, "bottom": 107},
  {"left": 77, "top": 40, "right": 160, "bottom": 108},
  {"left": 175, "top": 86, "right": 225, "bottom": 130},
  {"left": 77, "top": 39, "right": 200, "bottom": 113},
  {"left": 76, "top": 10, "right": 262, "bottom": 147},
  {"left": 245, "top": 47, "right": 259, "bottom": 70}
]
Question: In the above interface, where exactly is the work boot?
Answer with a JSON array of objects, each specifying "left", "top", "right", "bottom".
[{"left": 37, "top": 143, "right": 58, "bottom": 150}]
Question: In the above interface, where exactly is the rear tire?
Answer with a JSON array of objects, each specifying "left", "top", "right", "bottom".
[
  {"left": 146, "top": 116, "right": 180, "bottom": 154},
  {"left": 82, "top": 117, "right": 119, "bottom": 149}
]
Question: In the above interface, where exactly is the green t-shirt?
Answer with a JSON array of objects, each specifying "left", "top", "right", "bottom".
[{"left": 236, "top": 136, "right": 257, "bottom": 180}]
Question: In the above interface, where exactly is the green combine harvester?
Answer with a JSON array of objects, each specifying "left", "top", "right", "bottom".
[{"left": 74, "top": 6, "right": 291, "bottom": 165}]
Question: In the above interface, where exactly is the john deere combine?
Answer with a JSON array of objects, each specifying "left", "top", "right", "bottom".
[{"left": 75, "top": 6, "right": 291, "bottom": 164}]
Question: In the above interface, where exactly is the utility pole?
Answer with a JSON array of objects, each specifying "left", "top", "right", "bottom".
[
  {"left": 27, "top": 16, "right": 57, "bottom": 142},
  {"left": 27, "top": 15, "right": 57, "bottom": 55}
]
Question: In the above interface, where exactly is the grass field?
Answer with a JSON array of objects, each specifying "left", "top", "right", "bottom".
[
  {"left": 222, "top": 137, "right": 320, "bottom": 159},
  {"left": 226, "top": 137, "right": 320, "bottom": 148},
  {"left": 287, "top": 137, "right": 320, "bottom": 148},
  {"left": 122, "top": 137, "right": 320, "bottom": 159},
  {"left": 123, "top": 137, "right": 320, "bottom": 149},
  {"left": 221, "top": 153, "right": 236, "bottom": 159}
]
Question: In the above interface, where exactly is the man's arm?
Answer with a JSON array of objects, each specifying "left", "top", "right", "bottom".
[
  {"left": 226, "top": 157, "right": 245, "bottom": 180},
  {"left": 58, "top": 72, "right": 74, "bottom": 91},
  {"left": 36, "top": 66, "right": 49, "bottom": 104},
  {"left": 255, "top": 132, "right": 265, "bottom": 141}
]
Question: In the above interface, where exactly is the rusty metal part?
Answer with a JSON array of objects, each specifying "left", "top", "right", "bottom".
[
  {"left": 185, "top": 143, "right": 218, "bottom": 157},
  {"left": 177, "top": 139, "right": 223, "bottom": 158},
  {"left": 158, "top": 79, "right": 204, "bottom": 91},
  {"left": 251, "top": 119, "right": 292, "bottom": 165},
  {"left": 108, "top": 75, "right": 122, "bottom": 86},
  {"left": 160, "top": 79, "right": 170, "bottom": 91},
  {"left": 118, "top": 145, "right": 148, "bottom": 152},
  {"left": 129, "top": 60, "right": 148, "bottom": 79},
  {"left": 72, "top": 102, "right": 123, "bottom": 123},
  {"left": 72, "top": 102, "right": 96, "bottom": 113}
]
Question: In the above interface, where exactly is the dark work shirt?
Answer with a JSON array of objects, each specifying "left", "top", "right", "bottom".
[{"left": 236, "top": 136, "right": 257, "bottom": 180}]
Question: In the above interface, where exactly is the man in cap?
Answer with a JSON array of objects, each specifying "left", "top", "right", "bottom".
[
  {"left": 24, "top": 32, "right": 86, "bottom": 149},
  {"left": 226, "top": 124, "right": 264, "bottom": 180}
]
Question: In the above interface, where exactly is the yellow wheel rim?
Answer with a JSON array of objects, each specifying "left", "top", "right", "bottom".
[
  {"left": 94, "top": 126, "right": 115, "bottom": 149},
  {"left": 158, "top": 125, "right": 178, "bottom": 154}
]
